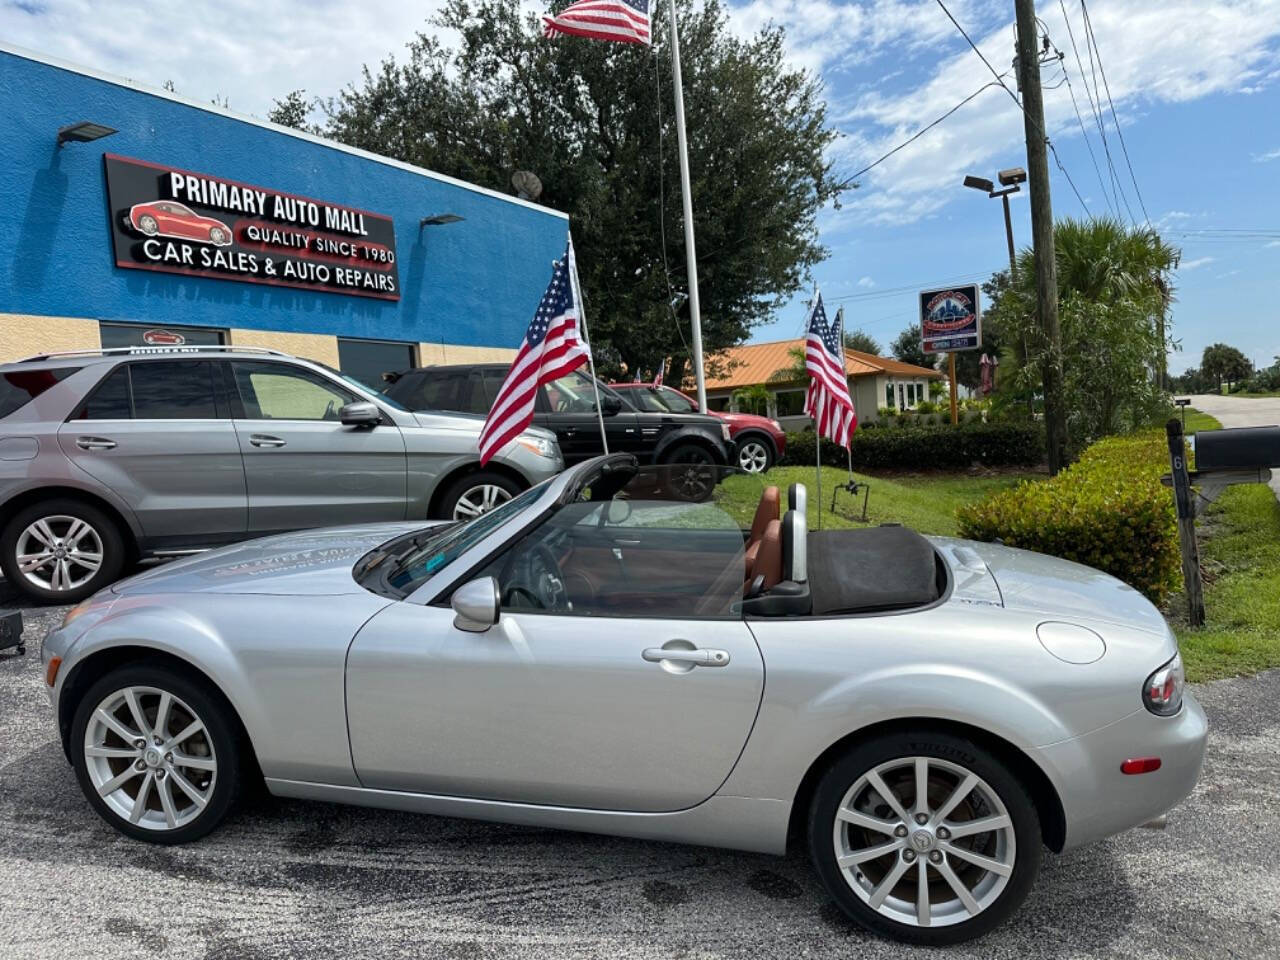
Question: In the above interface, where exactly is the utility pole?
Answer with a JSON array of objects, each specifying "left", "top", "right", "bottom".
[{"left": 1014, "top": 0, "right": 1068, "bottom": 474}]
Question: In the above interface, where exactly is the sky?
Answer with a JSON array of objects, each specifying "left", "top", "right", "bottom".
[{"left": 3, "top": 0, "right": 1279, "bottom": 374}]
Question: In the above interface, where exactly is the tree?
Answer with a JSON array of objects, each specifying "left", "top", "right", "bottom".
[
  {"left": 1201, "top": 343, "right": 1252, "bottom": 391},
  {"left": 266, "top": 90, "right": 316, "bottom": 131},
  {"left": 890, "top": 324, "right": 932, "bottom": 370},
  {"left": 731, "top": 384, "right": 771, "bottom": 415},
  {"left": 274, "top": 0, "right": 844, "bottom": 367},
  {"left": 987, "top": 217, "right": 1180, "bottom": 445},
  {"left": 842, "top": 328, "right": 881, "bottom": 356}
]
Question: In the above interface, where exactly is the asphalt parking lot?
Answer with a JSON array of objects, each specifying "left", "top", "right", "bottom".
[{"left": 2, "top": 589, "right": 1278, "bottom": 960}]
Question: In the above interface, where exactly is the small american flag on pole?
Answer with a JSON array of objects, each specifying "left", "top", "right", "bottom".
[
  {"left": 543, "top": 0, "right": 651, "bottom": 45},
  {"left": 478, "top": 246, "right": 591, "bottom": 465},
  {"left": 804, "top": 291, "right": 858, "bottom": 447}
]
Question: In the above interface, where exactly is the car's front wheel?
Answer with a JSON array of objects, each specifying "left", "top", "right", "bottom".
[
  {"left": 0, "top": 499, "right": 125, "bottom": 603},
  {"left": 438, "top": 471, "right": 522, "bottom": 520},
  {"left": 137, "top": 214, "right": 158, "bottom": 235},
  {"left": 71, "top": 664, "right": 244, "bottom": 843},
  {"left": 735, "top": 435, "right": 774, "bottom": 474},
  {"left": 808, "top": 730, "right": 1041, "bottom": 945}
]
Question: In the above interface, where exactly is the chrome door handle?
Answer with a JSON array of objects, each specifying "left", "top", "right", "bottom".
[
  {"left": 249, "top": 434, "right": 287, "bottom": 448},
  {"left": 75, "top": 436, "right": 116, "bottom": 450},
  {"left": 642, "top": 646, "right": 730, "bottom": 667}
]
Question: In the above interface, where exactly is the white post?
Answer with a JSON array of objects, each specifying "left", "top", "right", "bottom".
[
  {"left": 567, "top": 234, "right": 609, "bottom": 455},
  {"left": 667, "top": 1, "right": 708, "bottom": 414},
  {"left": 838, "top": 305, "right": 854, "bottom": 478}
]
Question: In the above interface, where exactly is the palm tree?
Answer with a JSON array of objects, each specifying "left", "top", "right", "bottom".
[{"left": 731, "top": 383, "right": 772, "bottom": 416}]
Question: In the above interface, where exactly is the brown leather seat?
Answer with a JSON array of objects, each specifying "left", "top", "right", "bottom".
[
  {"left": 748, "top": 519, "right": 784, "bottom": 595},
  {"left": 744, "top": 486, "right": 780, "bottom": 580}
]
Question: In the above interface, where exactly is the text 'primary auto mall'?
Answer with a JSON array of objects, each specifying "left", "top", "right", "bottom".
[{"left": 0, "top": 43, "right": 567, "bottom": 379}]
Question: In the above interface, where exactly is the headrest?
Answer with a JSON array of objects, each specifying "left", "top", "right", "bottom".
[
  {"left": 788, "top": 483, "right": 807, "bottom": 515},
  {"left": 781, "top": 509, "right": 808, "bottom": 583},
  {"left": 750, "top": 486, "right": 780, "bottom": 541}
]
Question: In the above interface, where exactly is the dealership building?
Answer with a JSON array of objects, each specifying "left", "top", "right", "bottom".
[{"left": 0, "top": 44, "right": 569, "bottom": 384}]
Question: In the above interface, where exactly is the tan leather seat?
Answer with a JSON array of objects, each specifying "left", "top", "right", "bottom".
[
  {"left": 748, "top": 519, "right": 784, "bottom": 595},
  {"left": 744, "top": 486, "right": 780, "bottom": 580}
]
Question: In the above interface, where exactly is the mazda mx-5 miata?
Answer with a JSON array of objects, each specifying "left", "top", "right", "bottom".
[{"left": 40, "top": 456, "right": 1206, "bottom": 945}]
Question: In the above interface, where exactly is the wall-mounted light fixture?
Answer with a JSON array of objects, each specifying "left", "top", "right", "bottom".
[
  {"left": 57, "top": 121, "right": 118, "bottom": 148},
  {"left": 419, "top": 213, "right": 464, "bottom": 228}
]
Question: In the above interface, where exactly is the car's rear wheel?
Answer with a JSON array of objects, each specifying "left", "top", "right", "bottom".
[
  {"left": 438, "top": 471, "right": 522, "bottom": 520},
  {"left": 808, "top": 730, "right": 1041, "bottom": 945},
  {"left": 0, "top": 499, "right": 125, "bottom": 604},
  {"left": 208, "top": 226, "right": 228, "bottom": 245},
  {"left": 71, "top": 664, "right": 244, "bottom": 844},
  {"left": 736, "top": 435, "right": 774, "bottom": 474}
]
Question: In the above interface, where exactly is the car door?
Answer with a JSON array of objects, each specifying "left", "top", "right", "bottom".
[
  {"left": 227, "top": 359, "right": 408, "bottom": 533},
  {"left": 345, "top": 495, "right": 763, "bottom": 812},
  {"left": 58, "top": 359, "right": 247, "bottom": 544},
  {"left": 534, "top": 371, "right": 638, "bottom": 465}
]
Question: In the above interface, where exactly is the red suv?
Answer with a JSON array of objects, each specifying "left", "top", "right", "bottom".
[{"left": 613, "top": 383, "right": 786, "bottom": 473}]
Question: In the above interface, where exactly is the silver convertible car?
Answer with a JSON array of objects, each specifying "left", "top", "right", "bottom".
[{"left": 40, "top": 456, "right": 1206, "bottom": 945}]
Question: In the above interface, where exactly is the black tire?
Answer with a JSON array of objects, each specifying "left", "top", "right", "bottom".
[
  {"left": 71, "top": 663, "right": 245, "bottom": 844},
  {"left": 657, "top": 442, "right": 718, "bottom": 502},
  {"left": 808, "top": 729, "right": 1042, "bottom": 946},
  {"left": 436, "top": 470, "right": 523, "bottom": 520},
  {"left": 734, "top": 433, "right": 775, "bottom": 474},
  {"left": 0, "top": 498, "right": 126, "bottom": 604}
]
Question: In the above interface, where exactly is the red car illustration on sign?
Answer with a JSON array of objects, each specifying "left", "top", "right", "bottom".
[{"left": 127, "top": 201, "right": 234, "bottom": 247}]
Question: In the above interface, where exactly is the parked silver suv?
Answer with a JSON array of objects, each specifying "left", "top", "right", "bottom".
[{"left": 0, "top": 346, "right": 562, "bottom": 603}]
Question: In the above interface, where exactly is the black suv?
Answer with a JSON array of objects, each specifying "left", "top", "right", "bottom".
[{"left": 383, "top": 364, "right": 732, "bottom": 469}]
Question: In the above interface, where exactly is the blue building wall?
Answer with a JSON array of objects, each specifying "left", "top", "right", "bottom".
[{"left": 0, "top": 47, "right": 569, "bottom": 348}]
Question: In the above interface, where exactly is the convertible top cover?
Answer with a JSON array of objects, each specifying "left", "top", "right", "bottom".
[{"left": 808, "top": 527, "right": 941, "bottom": 615}]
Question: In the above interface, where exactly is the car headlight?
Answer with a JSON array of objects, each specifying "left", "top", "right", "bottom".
[
  {"left": 1142, "top": 652, "right": 1184, "bottom": 716},
  {"left": 516, "top": 435, "right": 557, "bottom": 459},
  {"left": 721, "top": 423, "right": 732, "bottom": 442}
]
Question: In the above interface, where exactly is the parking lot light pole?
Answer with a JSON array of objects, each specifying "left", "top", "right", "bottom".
[{"left": 965, "top": 168, "right": 1027, "bottom": 402}]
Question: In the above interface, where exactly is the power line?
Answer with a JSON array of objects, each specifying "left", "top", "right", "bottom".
[
  {"left": 931, "top": 0, "right": 1092, "bottom": 216},
  {"left": 1071, "top": 0, "right": 1132, "bottom": 221},
  {"left": 1055, "top": 0, "right": 1117, "bottom": 217},
  {"left": 1081, "top": 0, "right": 1151, "bottom": 224},
  {"left": 845, "top": 77, "right": 1008, "bottom": 183}
]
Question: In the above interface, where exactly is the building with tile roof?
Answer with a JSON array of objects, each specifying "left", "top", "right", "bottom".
[{"left": 702, "top": 338, "right": 945, "bottom": 428}]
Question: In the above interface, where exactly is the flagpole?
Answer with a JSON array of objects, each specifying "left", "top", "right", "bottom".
[
  {"left": 666, "top": 1, "right": 708, "bottom": 414},
  {"left": 837, "top": 306, "right": 854, "bottom": 478},
  {"left": 567, "top": 233, "right": 609, "bottom": 455},
  {"left": 812, "top": 286, "right": 822, "bottom": 531}
]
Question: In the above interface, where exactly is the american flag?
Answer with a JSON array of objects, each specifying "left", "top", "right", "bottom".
[
  {"left": 479, "top": 246, "right": 590, "bottom": 465},
  {"left": 653, "top": 356, "right": 669, "bottom": 387},
  {"left": 803, "top": 292, "right": 858, "bottom": 447},
  {"left": 543, "top": 0, "right": 651, "bottom": 45}
]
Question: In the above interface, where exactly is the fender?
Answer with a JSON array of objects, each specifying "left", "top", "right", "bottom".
[
  {"left": 54, "top": 590, "right": 394, "bottom": 787},
  {"left": 0, "top": 470, "right": 145, "bottom": 542},
  {"left": 652, "top": 425, "right": 729, "bottom": 465}
]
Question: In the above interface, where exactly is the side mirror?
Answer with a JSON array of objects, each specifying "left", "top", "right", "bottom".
[
  {"left": 452, "top": 576, "right": 500, "bottom": 633},
  {"left": 339, "top": 401, "right": 382, "bottom": 427},
  {"left": 601, "top": 394, "right": 623, "bottom": 417}
]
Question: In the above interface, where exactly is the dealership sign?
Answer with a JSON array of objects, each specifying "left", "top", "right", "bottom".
[
  {"left": 919, "top": 285, "right": 981, "bottom": 353},
  {"left": 103, "top": 154, "right": 399, "bottom": 301}
]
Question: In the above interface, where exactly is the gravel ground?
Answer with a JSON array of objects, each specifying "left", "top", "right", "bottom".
[{"left": 1, "top": 593, "right": 1277, "bottom": 960}]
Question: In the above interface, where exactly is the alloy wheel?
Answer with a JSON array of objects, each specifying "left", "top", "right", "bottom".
[
  {"left": 832, "top": 756, "right": 1016, "bottom": 929},
  {"left": 453, "top": 483, "right": 512, "bottom": 519},
  {"left": 83, "top": 685, "right": 218, "bottom": 831},
  {"left": 16, "top": 515, "right": 104, "bottom": 593},
  {"left": 139, "top": 215, "right": 158, "bottom": 235},
  {"left": 737, "top": 440, "right": 770, "bottom": 474}
]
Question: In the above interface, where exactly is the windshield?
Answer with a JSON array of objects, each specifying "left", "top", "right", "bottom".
[
  {"left": 384, "top": 480, "right": 551, "bottom": 595},
  {"left": 310, "top": 360, "right": 409, "bottom": 412},
  {"left": 653, "top": 386, "right": 698, "bottom": 413}
]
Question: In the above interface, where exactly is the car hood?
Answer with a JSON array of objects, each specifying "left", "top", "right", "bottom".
[
  {"left": 110, "top": 522, "right": 441, "bottom": 596},
  {"left": 720, "top": 411, "right": 777, "bottom": 431},
  {"left": 934, "top": 536, "right": 1169, "bottom": 635},
  {"left": 407, "top": 410, "right": 557, "bottom": 443}
]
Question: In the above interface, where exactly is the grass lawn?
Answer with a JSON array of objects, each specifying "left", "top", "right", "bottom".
[
  {"left": 1182, "top": 409, "right": 1222, "bottom": 435},
  {"left": 1173, "top": 483, "right": 1280, "bottom": 681},
  {"left": 716, "top": 465, "right": 1034, "bottom": 537}
]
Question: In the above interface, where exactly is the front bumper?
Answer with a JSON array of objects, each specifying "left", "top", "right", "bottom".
[{"left": 1038, "top": 690, "right": 1208, "bottom": 850}]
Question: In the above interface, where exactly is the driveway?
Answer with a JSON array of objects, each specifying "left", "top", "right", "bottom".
[
  {"left": 2, "top": 600, "right": 1278, "bottom": 959},
  {"left": 1187, "top": 394, "right": 1280, "bottom": 500}
]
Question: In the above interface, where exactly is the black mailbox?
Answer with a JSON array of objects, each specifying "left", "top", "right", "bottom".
[{"left": 1195, "top": 426, "right": 1280, "bottom": 471}]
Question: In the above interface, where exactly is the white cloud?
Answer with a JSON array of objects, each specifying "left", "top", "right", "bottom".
[
  {"left": 1180, "top": 256, "right": 1216, "bottom": 270},
  {"left": 857, "top": 275, "right": 876, "bottom": 287},
  {"left": 1266, "top": 240, "right": 1280, "bottom": 248},
  {"left": 1255, "top": 147, "right": 1280, "bottom": 161}
]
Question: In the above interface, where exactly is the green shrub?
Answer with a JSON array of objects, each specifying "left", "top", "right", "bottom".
[
  {"left": 956, "top": 431, "right": 1180, "bottom": 603},
  {"left": 779, "top": 421, "right": 1045, "bottom": 471}
]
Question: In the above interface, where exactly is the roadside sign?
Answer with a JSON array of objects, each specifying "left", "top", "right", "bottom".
[{"left": 920, "top": 285, "right": 981, "bottom": 353}]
